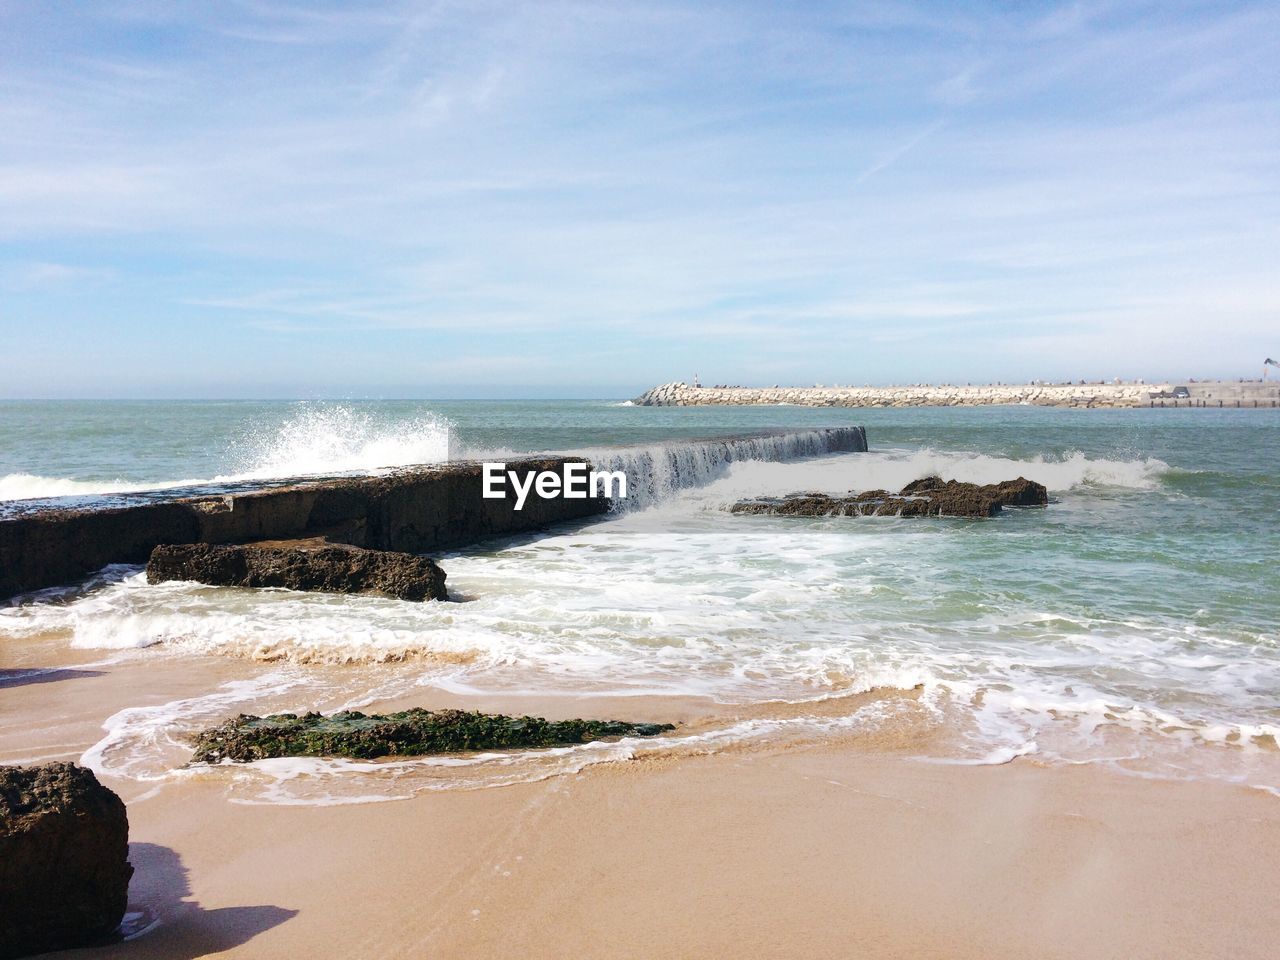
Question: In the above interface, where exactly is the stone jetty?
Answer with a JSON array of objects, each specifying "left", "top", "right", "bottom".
[
  {"left": 0, "top": 457, "right": 607, "bottom": 602},
  {"left": 634, "top": 381, "right": 1171, "bottom": 408},
  {"left": 0, "top": 428, "right": 869, "bottom": 601}
]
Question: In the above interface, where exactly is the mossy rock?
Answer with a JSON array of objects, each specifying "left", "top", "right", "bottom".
[{"left": 190, "top": 708, "right": 675, "bottom": 763}]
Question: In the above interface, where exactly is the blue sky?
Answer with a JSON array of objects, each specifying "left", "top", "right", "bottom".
[{"left": 1, "top": 1, "right": 1277, "bottom": 398}]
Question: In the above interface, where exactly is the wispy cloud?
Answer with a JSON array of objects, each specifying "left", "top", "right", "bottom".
[
  {"left": 1, "top": 0, "right": 1278, "bottom": 396},
  {"left": 3, "top": 261, "right": 117, "bottom": 290},
  {"left": 852, "top": 121, "right": 946, "bottom": 184}
]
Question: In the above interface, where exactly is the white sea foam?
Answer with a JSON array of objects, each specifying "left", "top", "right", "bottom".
[
  {"left": 80, "top": 674, "right": 312, "bottom": 782},
  {"left": 12, "top": 514, "right": 1275, "bottom": 789},
  {"left": 682, "top": 447, "right": 1170, "bottom": 511}
]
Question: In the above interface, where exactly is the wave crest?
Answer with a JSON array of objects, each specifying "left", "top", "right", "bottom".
[{"left": 223, "top": 405, "right": 452, "bottom": 481}]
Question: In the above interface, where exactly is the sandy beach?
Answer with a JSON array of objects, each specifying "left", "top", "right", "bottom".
[{"left": 4, "top": 641, "right": 1278, "bottom": 960}]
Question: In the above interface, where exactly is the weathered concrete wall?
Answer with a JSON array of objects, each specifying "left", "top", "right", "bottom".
[
  {"left": 1, "top": 428, "right": 876, "bottom": 600},
  {"left": 0, "top": 458, "right": 606, "bottom": 601},
  {"left": 634, "top": 381, "right": 1171, "bottom": 408},
  {"left": 1178, "top": 381, "right": 1280, "bottom": 404}
]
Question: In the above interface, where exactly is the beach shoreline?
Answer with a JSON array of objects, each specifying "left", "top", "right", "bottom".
[{"left": 3, "top": 641, "right": 1278, "bottom": 959}]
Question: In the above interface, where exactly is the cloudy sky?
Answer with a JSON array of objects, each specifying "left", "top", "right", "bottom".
[{"left": 1, "top": 1, "right": 1277, "bottom": 397}]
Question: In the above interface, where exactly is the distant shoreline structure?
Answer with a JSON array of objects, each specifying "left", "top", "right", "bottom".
[{"left": 633, "top": 379, "right": 1280, "bottom": 409}]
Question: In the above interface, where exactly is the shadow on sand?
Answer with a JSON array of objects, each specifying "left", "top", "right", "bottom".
[
  {"left": 65, "top": 843, "right": 296, "bottom": 958},
  {"left": 0, "top": 668, "right": 104, "bottom": 688}
]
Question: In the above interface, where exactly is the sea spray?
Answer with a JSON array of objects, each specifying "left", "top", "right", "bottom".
[
  {"left": 0, "top": 403, "right": 455, "bottom": 502},
  {"left": 225, "top": 404, "right": 453, "bottom": 480}
]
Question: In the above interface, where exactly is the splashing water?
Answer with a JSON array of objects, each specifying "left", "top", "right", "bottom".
[
  {"left": 0, "top": 404, "right": 454, "bottom": 502},
  {"left": 222, "top": 405, "right": 453, "bottom": 480}
]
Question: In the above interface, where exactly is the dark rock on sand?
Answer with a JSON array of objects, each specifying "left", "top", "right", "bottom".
[
  {"left": 0, "top": 763, "right": 133, "bottom": 959},
  {"left": 146, "top": 541, "right": 448, "bottom": 601},
  {"left": 731, "top": 476, "right": 1048, "bottom": 519},
  {"left": 190, "top": 708, "right": 676, "bottom": 763}
]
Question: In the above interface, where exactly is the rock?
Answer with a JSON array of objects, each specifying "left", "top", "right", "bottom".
[
  {"left": 190, "top": 708, "right": 675, "bottom": 763},
  {"left": 0, "top": 763, "right": 133, "bottom": 959},
  {"left": 146, "top": 541, "right": 448, "bottom": 601},
  {"left": 731, "top": 476, "right": 1048, "bottom": 519},
  {"left": 899, "top": 475, "right": 1048, "bottom": 508}
]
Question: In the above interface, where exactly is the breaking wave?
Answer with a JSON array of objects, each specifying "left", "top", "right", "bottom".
[
  {"left": 223, "top": 405, "right": 451, "bottom": 480},
  {"left": 0, "top": 405, "right": 453, "bottom": 502}
]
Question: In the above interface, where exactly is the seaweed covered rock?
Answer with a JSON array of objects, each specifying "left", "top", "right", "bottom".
[
  {"left": 899, "top": 475, "right": 1048, "bottom": 508},
  {"left": 190, "top": 708, "right": 676, "bottom": 763},
  {"left": 0, "top": 763, "right": 133, "bottom": 959},
  {"left": 147, "top": 541, "right": 447, "bottom": 601},
  {"left": 731, "top": 476, "right": 1048, "bottom": 519}
]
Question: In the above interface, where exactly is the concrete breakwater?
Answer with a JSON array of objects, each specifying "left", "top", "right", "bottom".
[
  {"left": 0, "top": 458, "right": 606, "bottom": 602},
  {"left": 634, "top": 381, "right": 1172, "bottom": 408},
  {"left": 0, "top": 427, "right": 868, "bottom": 600}
]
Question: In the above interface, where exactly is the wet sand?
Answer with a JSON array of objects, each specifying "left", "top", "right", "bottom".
[{"left": 3, "top": 648, "right": 1278, "bottom": 960}]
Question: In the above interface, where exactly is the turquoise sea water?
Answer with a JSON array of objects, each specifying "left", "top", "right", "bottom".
[{"left": 1, "top": 399, "right": 1277, "bottom": 799}]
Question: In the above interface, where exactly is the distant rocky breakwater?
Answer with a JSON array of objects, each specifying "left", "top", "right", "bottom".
[{"left": 635, "top": 381, "right": 1171, "bottom": 408}]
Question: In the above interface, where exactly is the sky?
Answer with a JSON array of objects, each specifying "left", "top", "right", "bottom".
[{"left": 1, "top": 1, "right": 1277, "bottom": 398}]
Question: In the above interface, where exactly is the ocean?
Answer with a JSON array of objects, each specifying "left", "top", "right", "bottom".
[{"left": 1, "top": 399, "right": 1277, "bottom": 802}]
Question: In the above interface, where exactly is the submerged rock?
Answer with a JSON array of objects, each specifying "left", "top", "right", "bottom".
[
  {"left": 189, "top": 708, "right": 676, "bottom": 763},
  {"left": 731, "top": 476, "right": 1048, "bottom": 519},
  {"left": 146, "top": 541, "right": 447, "bottom": 601},
  {"left": 0, "top": 763, "right": 133, "bottom": 959}
]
